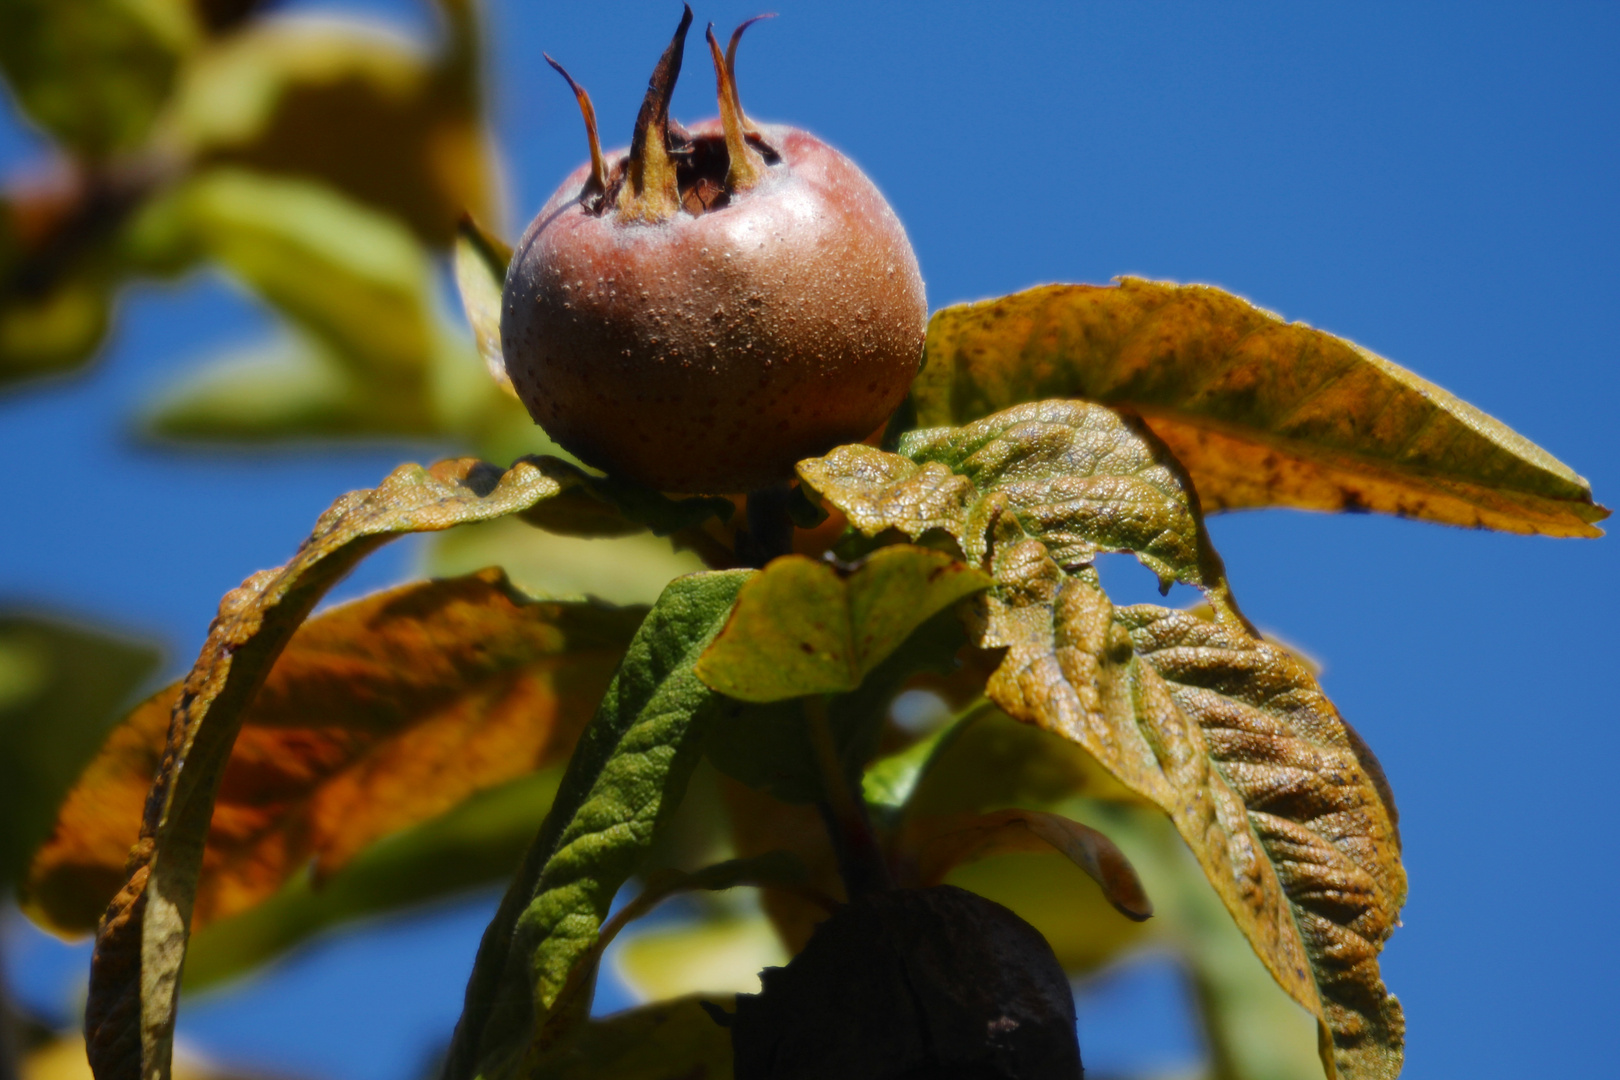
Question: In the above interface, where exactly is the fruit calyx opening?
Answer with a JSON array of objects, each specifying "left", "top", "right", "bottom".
[{"left": 547, "top": 7, "right": 781, "bottom": 222}]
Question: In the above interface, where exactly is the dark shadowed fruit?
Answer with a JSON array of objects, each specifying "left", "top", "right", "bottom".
[
  {"left": 723, "top": 885, "right": 1083, "bottom": 1080},
  {"left": 501, "top": 8, "right": 926, "bottom": 494}
]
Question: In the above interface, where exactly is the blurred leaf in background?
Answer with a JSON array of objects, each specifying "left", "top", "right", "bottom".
[{"left": 0, "top": 611, "right": 161, "bottom": 887}]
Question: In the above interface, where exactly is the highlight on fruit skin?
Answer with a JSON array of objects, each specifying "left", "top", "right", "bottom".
[{"left": 501, "top": 7, "right": 927, "bottom": 495}]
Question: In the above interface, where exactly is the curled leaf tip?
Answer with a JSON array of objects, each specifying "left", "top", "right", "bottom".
[
  {"left": 544, "top": 54, "right": 607, "bottom": 204},
  {"left": 617, "top": 5, "right": 693, "bottom": 222},
  {"left": 706, "top": 23, "right": 765, "bottom": 191}
]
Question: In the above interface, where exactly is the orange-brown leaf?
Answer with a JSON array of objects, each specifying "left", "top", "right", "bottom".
[
  {"left": 916, "top": 280, "right": 1607, "bottom": 536},
  {"left": 78, "top": 456, "right": 569, "bottom": 1080},
  {"left": 24, "top": 569, "right": 640, "bottom": 937}
]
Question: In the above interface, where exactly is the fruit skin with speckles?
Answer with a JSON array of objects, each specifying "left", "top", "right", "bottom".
[{"left": 502, "top": 114, "right": 926, "bottom": 494}]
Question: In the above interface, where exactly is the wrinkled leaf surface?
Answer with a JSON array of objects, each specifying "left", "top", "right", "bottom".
[
  {"left": 915, "top": 280, "right": 1605, "bottom": 536},
  {"left": 803, "top": 399, "right": 1405, "bottom": 1079},
  {"left": 443, "top": 570, "right": 750, "bottom": 1080}
]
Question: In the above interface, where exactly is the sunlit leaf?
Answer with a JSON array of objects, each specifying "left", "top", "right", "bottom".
[
  {"left": 141, "top": 335, "right": 375, "bottom": 440},
  {"left": 0, "top": 0, "right": 196, "bottom": 158},
  {"left": 160, "top": 168, "right": 440, "bottom": 428},
  {"left": 799, "top": 399, "right": 1233, "bottom": 597},
  {"left": 25, "top": 568, "right": 641, "bottom": 938},
  {"left": 423, "top": 520, "right": 709, "bottom": 609},
  {"left": 184, "top": 767, "right": 563, "bottom": 992},
  {"left": 172, "top": 13, "right": 495, "bottom": 246},
  {"left": 81, "top": 455, "right": 577, "bottom": 1080},
  {"left": 535, "top": 996, "right": 734, "bottom": 1080},
  {"left": 454, "top": 215, "right": 513, "bottom": 395},
  {"left": 0, "top": 612, "right": 160, "bottom": 886},
  {"left": 900, "top": 808, "right": 1151, "bottom": 922},
  {"left": 915, "top": 280, "right": 1607, "bottom": 536},
  {"left": 696, "top": 546, "right": 989, "bottom": 702},
  {"left": 443, "top": 570, "right": 751, "bottom": 1080}
]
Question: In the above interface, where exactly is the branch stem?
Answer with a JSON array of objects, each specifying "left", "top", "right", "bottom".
[{"left": 806, "top": 697, "right": 891, "bottom": 899}]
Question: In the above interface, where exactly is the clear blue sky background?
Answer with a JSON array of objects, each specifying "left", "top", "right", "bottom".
[{"left": 3, "top": 2, "right": 1617, "bottom": 1078}]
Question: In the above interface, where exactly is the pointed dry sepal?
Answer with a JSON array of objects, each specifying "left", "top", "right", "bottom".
[
  {"left": 544, "top": 54, "right": 608, "bottom": 208},
  {"left": 616, "top": 4, "right": 693, "bottom": 223},
  {"left": 726, "top": 15, "right": 775, "bottom": 136},
  {"left": 706, "top": 22, "right": 765, "bottom": 192}
]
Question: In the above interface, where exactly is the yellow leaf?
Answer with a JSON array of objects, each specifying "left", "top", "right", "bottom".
[{"left": 917, "top": 280, "right": 1607, "bottom": 536}]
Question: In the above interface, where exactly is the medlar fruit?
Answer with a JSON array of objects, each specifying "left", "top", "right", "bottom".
[{"left": 501, "top": 8, "right": 926, "bottom": 494}]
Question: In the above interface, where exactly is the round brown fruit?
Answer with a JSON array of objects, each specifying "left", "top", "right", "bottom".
[{"left": 501, "top": 9, "right": 925, "bottom": 494}]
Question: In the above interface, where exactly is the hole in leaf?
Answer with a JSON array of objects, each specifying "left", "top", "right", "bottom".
[{"left": 1091, "top": 553, "right": 1202, "bottom": 609}]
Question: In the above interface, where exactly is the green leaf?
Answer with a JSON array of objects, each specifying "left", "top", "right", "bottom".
[
  {"left": 915, "top": 280, "right": 1607, "bottom": 536},
  {"left": 705, "top": 604, "right": 970, "bottom": 805},
  {"left": 171, "top": 13, "right": 495, "bottom": 246},
  {"left": 454, "top": 216, "right": 512, "bottom": 395},
  {"left": 0, "top": 612, "right": 160, "bottom": 886},
  {"left": 535, "top": 996, "right": 735, "bottom": 1080},
  {"left": 0, "top": 0, "right": 196, "bottom": 158},
  {"left": 537, "top": 852, "right": 805, "bottom": 1055},
  {"left": 83, "top": 456, "right": 577, "bottom": 1080},
  {"left": 695, "top": 546, "right": 990, "bottom": 702},
  {"left": 183, "top": 767, "right": 563, "bottom": 992},
  {"left": 170, "top": 169, "right": 439, "bottom": 426},
  {"left": 140, "top": 335, "right": 371, "bottom": 441},
  {"left": 443, "top": 569, "right": 751, "bottom": 1080},
  {"left": 25, "top": 569, "right": 641, "bottom": 939}
]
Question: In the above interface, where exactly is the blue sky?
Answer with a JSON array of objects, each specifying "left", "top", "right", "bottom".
[{"left": 3, "top": 3, "right": 1617, "bottom": 1078}]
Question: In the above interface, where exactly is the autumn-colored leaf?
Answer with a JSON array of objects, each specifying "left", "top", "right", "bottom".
[
  {"left": 803, "top": 399, "right": 1405, "bottom": 1078},
  {"left": 913, "top": 280, "right": 1606, "bottom": 536},
  {"left": 82, "top": 455, "right": 575, "bottom": 1080},
  {"left": 994, "top": 556, "right": 1403, "bottom": 1080},
  {"left": 184, "top": 767, "right": 562, "bottom": 992},
  {"left": 696, "top": 546, "right": 990, "bottom": 703},
  {"left": 799, "top": 398, "right": 1237, "bottom": 602},
  {"left": 23, "top": 569, "right": 641, "bottom": 938},
  {"left": 900, "top": 809, "right": 1151, "bottom": 922},
  {"left": 443, "top": 570, "right": 751, "bottom": 1080}
]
